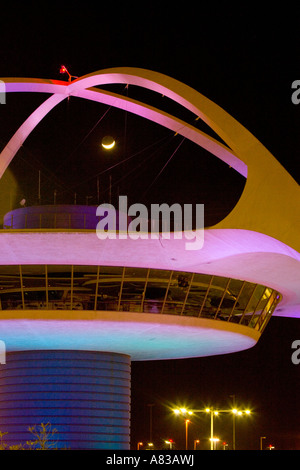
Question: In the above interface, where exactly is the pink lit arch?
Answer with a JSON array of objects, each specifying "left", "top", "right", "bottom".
[
  {"left": 2, "top": 68, "right": 300, "bottom": 252},
  {"left": 1, "top": 73, "right": 245, "bottom": 178},
  {"left": 1, "top": 68, "right": 300, "bottom": 322}
]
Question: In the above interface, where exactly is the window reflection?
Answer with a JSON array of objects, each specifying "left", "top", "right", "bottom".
[
  {"left": 0, "top": 266, "right": 22, "bottom": 309},
  {"left": 22, "top": 265, "right": 47, "bottom": 309},
  {"left": 0, "top": 265, "right": 281, "bottom": 333}
]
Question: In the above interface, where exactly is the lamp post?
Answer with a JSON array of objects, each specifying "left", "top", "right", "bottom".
[
  {"left": 185, "top": 419, "right": 190, "bottom": 450},
  {"left": 205, "top": 408, "right": 219, "bottom": 450},
  {"left": 209, "top": 437, "right": 220, "bottom": 450},
  {"left": 194, "top": 439, "right": 200, "bottom": 450},
  {"left": 232, "top": 408, "right": 237, "bottom": 450},
  {"left": 232, "top": 408, "right": 246, "bottom": 450},
  {"left": 165, "top": 439, "right": 174, "bottom": 450},
  {"left": 173, "top": 406, "right": 251, "bottom": 450},
  {"left": 147, "top": 403, "right": 155, "bottom": 445},
  {"left": 260, "top": 436, "right": 266, "bottom": 450}
]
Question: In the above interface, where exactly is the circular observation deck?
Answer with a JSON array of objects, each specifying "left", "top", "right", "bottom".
[
  {"left": 0, "top": 263, "right": 280, "bottom": 360},
  {"left": 3, "top": 204, "right": 128, "bottom": 230},
  {"left": 1, "top": 67, "right": 297, "bottom": 449},
  {"left": 0, "top": 204, "right": 282, "bottom": 360}
]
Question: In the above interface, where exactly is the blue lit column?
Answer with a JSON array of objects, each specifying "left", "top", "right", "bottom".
[{"left": 0, "top": 350, "right": 131, "bottom": 449}]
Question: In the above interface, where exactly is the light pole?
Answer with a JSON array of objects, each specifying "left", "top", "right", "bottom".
[
  {"left": 147, "top": 403, "right": 155, "bottom": 445},
  {"left": 185, "top": 419, "right": 190, "bottom": 450},
  {"left": 230, "top": 394, "right": 237, "bottom": 450},
  {"left": 260, "top": 436, "right": 266, "bottom": 450},
  {"left": 232, "top": 408, "right": 247, "bottom": 450},
  {"left": 210, "top": 437, "right": 220, "bottom": 450},
  {"left": 173, "top": 409, "right": 192, "bottom": 450},
  {"left": 165, "top": 439, "right": 174, "bottom": 450},
  {"left": 173, "top": 406, "right": 251, "bottom": 450},
  {"left": 194, "top": 439, "right": 200, "bottom": 450},
  {"left": 205, "top": 408, "right": 219, "bottom": 450}
]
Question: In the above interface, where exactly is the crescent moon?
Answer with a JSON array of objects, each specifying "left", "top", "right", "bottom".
[
  {"left": 102, "top": 140, "right": 115, "bottom": 150},
  {"left": 101, "top": 136, "right": 116, "bottom": 150}
]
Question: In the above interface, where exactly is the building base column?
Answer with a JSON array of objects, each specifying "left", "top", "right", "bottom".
[{"left": 0, "top": 350, "right": 131, "bottom": 449}]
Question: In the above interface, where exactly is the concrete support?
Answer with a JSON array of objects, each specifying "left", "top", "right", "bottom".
[{"left": 0, "top": 350, "right": 131, "bottom": 449}]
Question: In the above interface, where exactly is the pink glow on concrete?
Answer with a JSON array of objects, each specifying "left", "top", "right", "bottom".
[
  {"left": 3, "top": 78, "right": 67, "bottom": 94},
  {"left": 0, "top": 74, "right": 246, "bottom": 178},
  {"left": 0, "top": 228, "right": 299, "bottom": 318},
  {"left": 1, "top": 69, "right": 299, "bottom": 322},
  {"left": 0, "top": 93, "right": 66, "bottom": 176}
]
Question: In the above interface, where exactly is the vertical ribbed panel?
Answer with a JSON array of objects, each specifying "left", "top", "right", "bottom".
[{"left": 0, "top": 350, "right": 131, "bottom": 449}]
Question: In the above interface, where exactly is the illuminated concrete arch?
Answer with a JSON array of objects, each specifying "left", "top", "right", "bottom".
[
  {"left": 2, "top": 74, "right": 245, "bottom": 175},
  {"left": 0, "top": 68, "right": 299, "bottom": 449},
  {"left": 1, "top": 70, "right": 300, "bottom": 315},
  {"left": 2, "top": 68, "right": 300, "bottom": 251},
  {"left": 2, "top": 68, "right": 300, "bottom": 320}
]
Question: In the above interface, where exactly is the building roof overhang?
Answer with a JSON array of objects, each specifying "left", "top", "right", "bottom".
[
  {"left": 0, "top": 227, "right": 298, "bottom": 318},
  {"left": 1, "top": 68, "right": 299, "bottom": 320}
]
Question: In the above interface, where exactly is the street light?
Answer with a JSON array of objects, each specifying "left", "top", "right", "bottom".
[
  {"left": 175, "top": 408, "right": 192, "bottom": 416},
  {"left": 185, "top": 419, "right": 190, "bottom": 450},
  {"left": 165, "top": 439, "right": 174, "bottom": 449},
  {"left": 209, "top": 438, "right": 220, "bottom": 450},
  {"left": 260, "top": 436, "right": 266, "bottom": 450},
  {"left": 232, "top": 408, "right": 251, "bottom": 450},
  {"left": 137, "top": 442, "right": 143, "bottom": 450},
  {"left": 173, "top": 406, "right": 251, "bottom": 450},
  {"left": 173, "top": 408, "right": 192, "bottom": 450},
  {"left": 173, "top": 409, "right": 192, "bottom": 450},
  {"left": 205, "top": 408, "right": 220, "bottom": 450},
  {"left": 194, "top": 439, "right": 200, "bottom": 450}
]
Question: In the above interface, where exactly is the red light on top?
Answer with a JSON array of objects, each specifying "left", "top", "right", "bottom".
[{"left": 60, "top": 65, "right": 68, "bottom": 74}]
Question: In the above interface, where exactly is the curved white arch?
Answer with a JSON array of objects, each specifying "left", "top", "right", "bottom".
[
  {"left": 1, "top": 68, "right": 300, "bottom": 321},
  {"left": 1, "top": 77, "right": 245, "bottom": 177},
  {"left": 1, "top": 68, "right": 300, "bottom": 253},
  {"left": 0, "top": 93, "right": 66, "bottom": 175}
]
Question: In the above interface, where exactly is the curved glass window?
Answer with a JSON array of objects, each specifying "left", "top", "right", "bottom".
[{"left": 0, "top": 265, "right": 281, "bottom": 333}]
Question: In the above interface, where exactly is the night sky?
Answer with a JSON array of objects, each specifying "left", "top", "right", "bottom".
[{"left": 1, "top": 3, "right": 300, "bottom": 450}]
